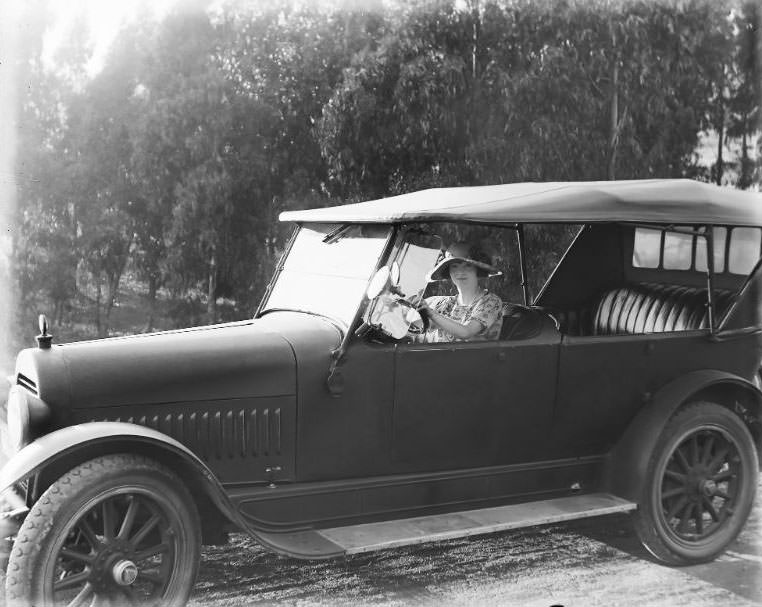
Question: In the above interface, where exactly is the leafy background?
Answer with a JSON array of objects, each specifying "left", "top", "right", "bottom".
[{"left": 5, "top": 0, "right": 760, "bottom": 355}]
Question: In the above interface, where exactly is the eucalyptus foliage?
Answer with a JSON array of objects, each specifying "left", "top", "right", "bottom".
[{"left": 12, "top": 0, "right": 759, "bottom": 339}]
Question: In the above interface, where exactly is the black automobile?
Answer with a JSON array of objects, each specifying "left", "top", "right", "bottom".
[{"left": 1, "top": 179, "right": 761, "bottom": 606}]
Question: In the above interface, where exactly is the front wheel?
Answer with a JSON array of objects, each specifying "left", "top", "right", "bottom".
[
  {"left": 633, "top": 401, "right": 758, "bottom": 565},
  {"left": 5, "top": 454, "right": 201, "bottom": 606}
]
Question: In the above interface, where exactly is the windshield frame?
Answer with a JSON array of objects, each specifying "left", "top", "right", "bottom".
[{"left": 257, "top": 223, "right": 396, "bottom": 330}]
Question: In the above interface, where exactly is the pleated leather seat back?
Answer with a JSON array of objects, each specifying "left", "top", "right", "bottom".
[
  {"left": 557, "top": 283, "right": 732, "bottom": 336},
  {"left": 592, "top": 283, "right": 732, "bottom": 335}
]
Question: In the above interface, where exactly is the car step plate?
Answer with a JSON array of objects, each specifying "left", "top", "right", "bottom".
[{"left": 318, "top": 492, "right": 636, "bottom": 555}]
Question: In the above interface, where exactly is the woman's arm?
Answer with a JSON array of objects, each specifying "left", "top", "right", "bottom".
[{"left": 418, "top": 300, "right": 484, "bottom": 339}]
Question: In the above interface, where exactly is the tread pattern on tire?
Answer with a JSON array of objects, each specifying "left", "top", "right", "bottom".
[
  {"left": 5, "top": 454, "right": 200, "bottom": 606},
  {"left": 633, "top": 400, "right": 758, "bottom": 565}
]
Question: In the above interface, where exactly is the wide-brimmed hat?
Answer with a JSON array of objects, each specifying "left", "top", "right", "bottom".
[{"left": 427, "top": 242, "right": 502, "bottom": 281}]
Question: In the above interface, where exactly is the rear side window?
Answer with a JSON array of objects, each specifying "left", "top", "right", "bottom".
[
  {"left": 632, "top": 226, "right": 761, "bottom": 275},
  {"left": 728, "top": 228, "right": 761, "bottom": 274},
  {"left": 695, "top": 227, "right": 727, "bottom": 273},
  {"left": 663, "top": 227, "right": 693, "bottom": 270},
  {"left": 632, "top": 228, "right": 661, "bottom": 268}
]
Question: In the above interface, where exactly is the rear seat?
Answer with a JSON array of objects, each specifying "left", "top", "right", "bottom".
[{"left": 556, "top": 283, "right": 732, "bottom": 336}]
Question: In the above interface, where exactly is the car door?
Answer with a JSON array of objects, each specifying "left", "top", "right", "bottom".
[{"left": 391, "top": 327, "right": 561, "bottom": 472}]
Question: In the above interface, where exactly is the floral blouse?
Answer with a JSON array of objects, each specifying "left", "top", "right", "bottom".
[{"left": 422, "top": 290, "right": 503, "bottom": 343}]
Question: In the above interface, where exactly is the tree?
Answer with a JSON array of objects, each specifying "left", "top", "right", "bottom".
[{"left": 727, "top": 0, "right": 761, "bottom": 189}]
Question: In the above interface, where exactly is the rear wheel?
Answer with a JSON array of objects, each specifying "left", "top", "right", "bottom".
[
  {"left": 5, "top": 454, "right": 201, "bottom": 606},
  {"left": 633, "top": 401, "right": 758, "bottom": 564}
]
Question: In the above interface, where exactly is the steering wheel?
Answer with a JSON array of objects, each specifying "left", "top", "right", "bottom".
[
  {"left": 500, "top": 304, "right": 553, "bottom": 340},
  {"left": 355, "top": 292, "right": 429, "bottom": 341},
  {"left": 394, "top": 295, "right": 430, "bottom": 334}
]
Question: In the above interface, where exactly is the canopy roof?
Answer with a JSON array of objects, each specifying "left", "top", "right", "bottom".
[{"left": 280, "top": 179, "right": 762, "bottom": 227}]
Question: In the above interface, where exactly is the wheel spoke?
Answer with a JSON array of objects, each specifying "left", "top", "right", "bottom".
[
  {"left": 102, "top": 499, "right": 117, "bottom": 541},
  {"left": 665, "top": 495, "right": 688, "bottom": 522},
  {"left": 673, "top": 447, "right": 691, "bottom": 472},
  {"left": 60, "top": 547, "right": 94, "bottom": 564},
  {"left": 664, "top": 469, "right": 686, "bottom": 483},
  {"left": 65, "top": 581, "right": 94, "bottom": 607},
  {"left": 702, "top": 495, "right": 720, "bottom": 522},
  {"left": 53, "top": 569, "right": 91, "bottom": 592},
  {"left": 677, "top": 502, "right": 693, "bottom": 533},
  {"left": 662, "top": 486, "right": 685, "bottom": 500},
  {"left": 713, "top": 469, "right": 735, "bottom": 482},
  {"left": 89, "top": 594, "right": 112, "bottom": 607},
  {"left": 78, "top": 519, "right": 101, "bottom": 549},
  {"left": 118, "top": 497, "right": 140, "bottom": 541},
  {"left": 695, "top": 503, "right": 705, "bottom": 534},
  {"left": 708, "top": 445, "right": 731, "bottom": 474},
  {"left": 135, "top": 541, "right": 170, "bottom": 562},
  {"left": 138, "top": 569, "right": 168, "bottom": 585},
  {"left": 714, "top": 488, "right": 731, "bottom": 500},
  {"left": 701, "top": 434, "right": 716, "bottom": 465},
  {"left": 131, "top": 513, "right": 161, "bottom": 546},
  {"left": 690, "top": 434, "right": 700, "bottom": 466}
]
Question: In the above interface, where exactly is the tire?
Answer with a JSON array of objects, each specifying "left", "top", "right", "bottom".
[
  {"left": 5, "top": 454, "right": 201, "bottom": 606},
  {"left": 633, "top": 401, "right": 758, "bottom": 565}
]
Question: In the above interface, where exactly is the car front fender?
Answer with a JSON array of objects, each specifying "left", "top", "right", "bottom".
[
  {"left": 0, "top": 421, "right": 246, "bottom": 530},
  {"left": 603, "top": 369, "right": 762, "bottom": 502}
]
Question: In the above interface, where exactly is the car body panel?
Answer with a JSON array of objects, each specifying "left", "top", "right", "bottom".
[
  {"left": 11, "top": 315, "right": 344, "bottom": 485},
  {"left": 603, "top": 369, "right": 762, "bottom": 501},
  {"left": 233, "top": 454, "right": 604, "bottom": 530},
  {"left": 62, "top": 321, "right": 296, "bottom": 407},
  {"left": 392, "top": 325, "right": 560, "bottom": 470},
  {"left": 0, "top": 422, "right": 237, "bottom": 518},
  {"left": 554, "top": 330, "right": 762, "bottom": 457},
  {"left": 3, "top": 179, "right": 762, "bottom": 565}
]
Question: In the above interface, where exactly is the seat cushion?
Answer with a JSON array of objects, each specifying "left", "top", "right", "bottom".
[{"left": 591, "top": 283, "right": 732, "bottom": 336}]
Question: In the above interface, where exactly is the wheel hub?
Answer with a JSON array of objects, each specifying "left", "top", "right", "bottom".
[
  {"left": 90, "top": 540, "right": 136, "bottom": 588},
  {"left": 684, "top": 466, "right": 712, "bottom": 501},
  {"left": 700, "top": 479, "right": 717, "bottom": 497},
  {"left": 112, "top": 559, "right": 139, "bottom": 586}
]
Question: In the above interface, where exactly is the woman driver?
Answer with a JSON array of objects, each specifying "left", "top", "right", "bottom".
[{"left": 416, "top": 242, "right": 503, "bottom": 343}]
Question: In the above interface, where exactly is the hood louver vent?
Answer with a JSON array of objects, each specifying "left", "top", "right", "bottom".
[{"left": 16, "top": 373, "right": 38, "bottom": 396}]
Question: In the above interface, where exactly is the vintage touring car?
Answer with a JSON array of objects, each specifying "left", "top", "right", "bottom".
[{"left": 1, "top": 179, "right": 761, "bottom": 606}]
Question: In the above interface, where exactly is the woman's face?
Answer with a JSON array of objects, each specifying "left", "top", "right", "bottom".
[{"left": 448, "top": 261, "right": 478, "bottom": 285}]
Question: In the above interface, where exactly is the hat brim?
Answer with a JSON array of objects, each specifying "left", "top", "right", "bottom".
[{"left": 427, "top": 257, "right": 502, "bottom": 282}]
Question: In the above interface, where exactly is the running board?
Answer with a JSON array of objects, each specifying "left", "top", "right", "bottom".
[{"left": 251, "top": 492, "right": 637, "bottom": 559}]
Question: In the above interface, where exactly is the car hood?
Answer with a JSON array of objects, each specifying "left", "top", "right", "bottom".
[{"left": 13, "top": 313, "right": 342, "bottom": 412}]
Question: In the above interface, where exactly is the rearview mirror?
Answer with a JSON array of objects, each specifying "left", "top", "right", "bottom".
[
  {"left": 367, "top": 267, "right": 390, "bottom": 299},
  {"left": 366, "top": 262, "right": 400, "bottom": 299}
]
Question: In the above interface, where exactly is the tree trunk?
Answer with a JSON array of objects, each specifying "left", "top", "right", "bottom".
[
  {"left": 207, "top": 248, "right": 217, "bottom": 324},
  {"left": 608, "top": 21, "right": 618, "bottom": 181},
  {"left": 471, "top": 0, "right": 479, "bottom": 80},
  {"left": 740, "top": 126, "right": 750, "bottom": 189},
  {"left": 715, "top": 105, "right": 724, "bottom": 186},
  {"left": 103, "top": 273, "right": 119, "bottom": 338},
  {"left": 95, "top": 276, "right": 103, "bottom": 337},
  {"left": 145, "top": 274, "right": 158, "bottom": 332}
]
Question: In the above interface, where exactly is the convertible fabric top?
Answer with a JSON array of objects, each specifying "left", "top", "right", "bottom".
[{"left": 280, "top": 179, "right": 762, "bottom": 226}]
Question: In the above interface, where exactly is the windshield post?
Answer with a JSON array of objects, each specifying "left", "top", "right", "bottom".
[
  {"left": 703, "top": 226, "right": 716, "bottom": 334},
  {"left": 326, "top": 225, "right": 399, "bottom": 397},
  {"left": 516, "top": 224, "right": 531, "bottom": 305},
  {"left": 255, "top": 225, "right": 299, "bottom": 318}
]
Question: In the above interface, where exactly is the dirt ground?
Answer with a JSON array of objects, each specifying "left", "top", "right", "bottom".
[{"left": 189, "top": 480, "right": 762, "bottom": 607}]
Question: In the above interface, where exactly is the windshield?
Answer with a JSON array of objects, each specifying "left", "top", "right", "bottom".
[
  {"left": 263, "top": 223, "right": 391, "bottom": 327},
  {"left": 395, "top": 232, "right": 444, "bottom": 300}
]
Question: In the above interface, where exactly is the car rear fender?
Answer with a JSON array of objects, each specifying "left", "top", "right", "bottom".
[
  {"left": 0, "top": 422, "right": 247, "bottom": 533},
  {"left": 603, "top": 370, "right": 762, "bottom": 502}
]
